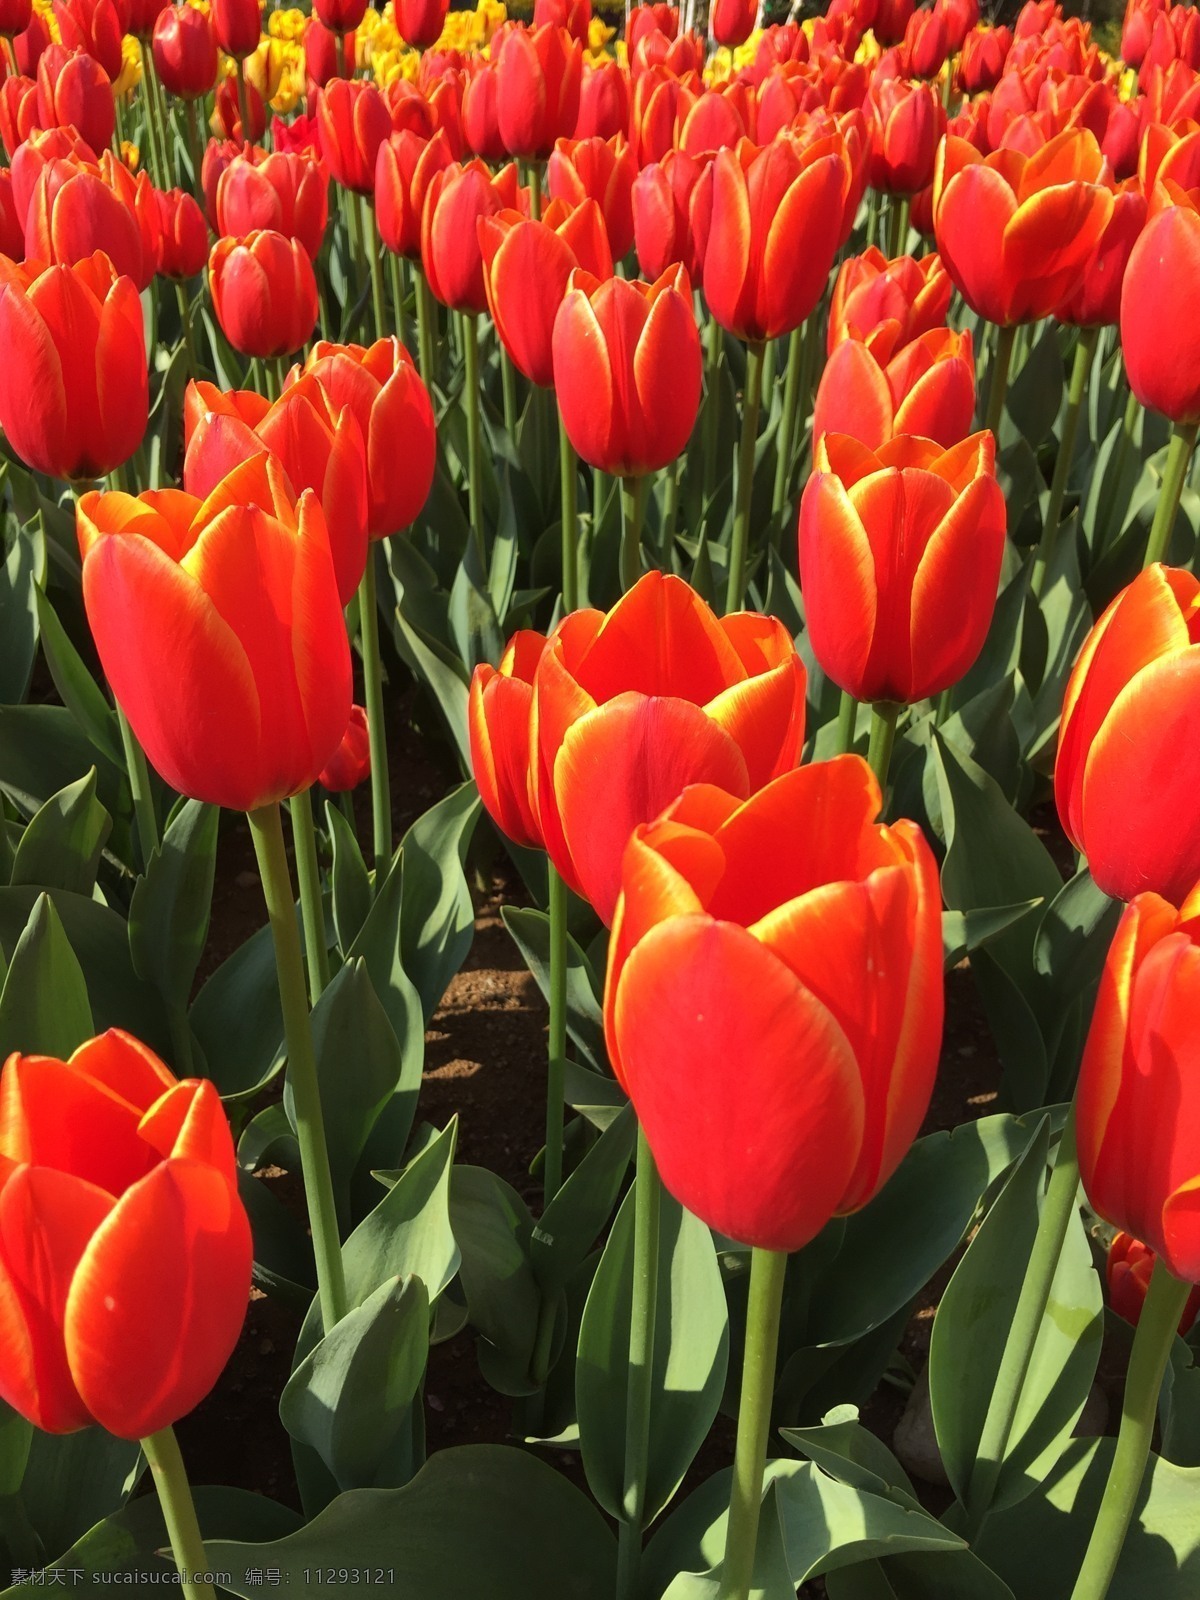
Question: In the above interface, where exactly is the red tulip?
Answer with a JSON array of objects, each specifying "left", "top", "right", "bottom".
[
  {"left": 395, "top": 0, "right": 449, "bottom": 49},
  {"left": 798, "top": 430, "right": 1006, "bottom": 703},
  {"left": 904, "top": 6, "right": 949, "bottom": 79},
  {"left": 936, "top": 0, "right": 978, "bottom": 51},
  {"left": 827, "top": 245, "right": 951, "bottom": 356},
  {"left": 52, "top": 0, "right": 124, "bottom": 79},
  {"left": 24, "top": 155, "right": 158, "bottom": 290},
  {"left": 208, "top": 229, "right": 319, "bottom": 359},
  {"left": 319, "top": 704, "right": 371, "bottom": 792},
  {"left": 468, "top": 630, "right": 547, "bottom": 849},
  {"left": 36, "top": 44, "right": 115, "bottom": 157},
  {"left": 1122, "top": 0, "right": 1166, "bottom": 69},
  {"left": 627, "top": 2, "right": 678, "bottom": 55},
  {"left": 0, "top": 173, "right": 21, "bottom": 259},
  {"left": 534, "top": 0, "right": 589, "bottom": 43},
  {"left": 316, "top": 77, "right": 391, "bottom": 194},
  {"left": 126, "top": 0, "right": 167, "bottom": 37},
  {"left": 1014, "top": 0, "right": 1059, "bottom": 36},
  {"left": 675, "top": 81, "right": 754, "bottom": 160},
  {"left": 152, "top": 4, "right": 218, "bottom": 99},
  {"left": 629, "top": 66, "right": 688, "bottom": 167},
  {"left": 0, "top": 77, "right": 38, "bottom": 162},
  {"left": 9, "top": 7, "right": 48, "bottom": 73},
  {"left": 216, "top": 147, "right": 328, "bottom": 261},
  {"left": 77, "top": 454, "right": 352, "bottom": 811},
  {"left": 603, "top": 756, "right": 943, "bottom": 1250},
  {"left": 1107, "top": 1232, "right": 1200, "bottom": 1335},
  {"left": 0, "top": 1030, "right": 252, "bottom": 1438},
  {"left": 375, "top": 127, "right": 452, "bottom": 260},
  {"left": 575, "top": 58, "right": 629, "bottom": 140},
  {"left": 313, "top": 0, "right": 365, "bottom": 34},
  {"left": 304, "top": 17, "right": 355, "bottom": 89},
  {"left": 1055, "top": 564, "right": 1200, "bottom": 904},
  {"left": 213, "top": 72, "right": 265, "bottom": 143},
  {"left": 272, "top": 110, "right": 323, "bottom": 162},
  {"left": 711, "top": 0, "right": 756, "bottom": 49},
  {"left": 526, "top": 570, "right": 807, "bottom": 923},
  {"left": 0, "top": 251, "right": 147, "bottom": 480},
  {"left": 183, "top": 372, "right": 368, "bottom": 604},
  {"left": 297, "top": 337, "right": 436, "bottom": 537},
  {"left": 461, "top": 60, "right": 504, "bottom": 161},
  {"left": 1121, "top": 197, "right": 1200, "bottom": 425},
  {"left": 868, "top": 78, "right": 946, "bottom": 195},
  {"left": 0, "top": 0, "right": 31, "bottom": 35},
  {"left": 421, "top": 157, "right": 521, "bottom": 313},
  {"left": 875, "top": 0, "right": 915, "bottom": 44},
  {"left": 631, "top": 147, "right": 714, "bottom": 282},
  {"left": 1055, "top": 180, "right": 1145, "bottom": 328},
  {"left": 210, "top": 0, "right": 259, "bottom": 59},
  {"left": 957, "top": 23, "right": 1012, "bottom": 91},
  {"left": 813, "top": 326, "right": 976, "bottom": 449},
  {"left": 547, "top": 133, "right": 636, "bottom": 260},
  {"left": 704, "top": 133, "right": 848, "bottom": 342},
  {"left": 200, "top": 137, "right": 240, "bottom": 228},
  {"left": 154, "top": 186, "right": 209, "bottom": 279},
  {"left": 552, "top": 265, "right": 701, "bottom": 479},
  {"left": 494, "top": 22, "right": 581, "bottom": 159},
  {"left": 9, "top": 124, "right": 98, "bottom": 226}
]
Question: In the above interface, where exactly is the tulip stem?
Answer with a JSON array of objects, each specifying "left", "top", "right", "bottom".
[
  {"left": 357, "top": 552, "right": 392, "bottom": 874},
  {"left": 559, "top": 408, "right": 579, "bottom": 613},
  {"left": 1143, "top": 422, "right": 1199, "bottom": 570},
  {"left": 545, "top": 863, "right": 569, "bottom": 1203},
  {"left": 184, "top": 101, "right": 204, "bottom": 200},
  {"left": 1031, "top": 326, "right": 1100, "bottom": 597},
  {"left": 983, "top": 323, "right": 1017, "bottom": 440},
  {"left": 248, "top": 801, "right": 348, "bottom": 1334},
  {"left": 175, "top": 283, "right": 198, "bottom": 382},
  {"left": 289, "top": 787, "right": 330, "bottom": 1004},
  {"left": 964, "top": 1107, "right": 1081, "bottom": 1535},
  {"left": 360, "top": 200, "right": 388, "bottom": 344},
  {"left": 389, "top": 251, "right": 408, "bottom": 349},
  {"left": 141, "top": 1426, "right": 217, "bottom": 1599},
  {"left": 343, "top": 188, "right": 363, "bottom": 324},
  {"left": 501, "top": 348, "right": 518, "bottom": 441},
  {"left": 415, "top": 269, "right": 436, "bottom": 390},
  {"left": 886, "top": 195, "right": 909, "bottom": 260},
  {"left": 234, "top": 61, "right": 251, "bottom": 143},
  {"left": 835, "top": 688, "right": 857, "bottom": 755},
  {"left": 726, "top": 340, "right": 765, "bottom": 615},
  {"left": 1101, "top": 387, "right": 1140, "bottom": 549},
  {"left": 335, "top": 29, "right": 348, "bottom": 78},
  {"left": 866, "top": 701, "right": 900, "bottom": 791},
  {"left": 462, "top": 312, "right": 487, "bottom": 569},
  {"left": 718, "top": 1246, "right": 788, "bottom": 1600},
  {"left": 527, "top": 163, "right": 542, "bottom": 221},
  {"left": 702, "top": 313, "right": 723, "bottom": 504},
  {"left": 771, "top": 325, "right": 804, "bottom": 517},
  {"left": 1069, "top": 1257, "right": 1194, "bottom": 1600},
  {"left": 616, "top": 1128, "right": 663, "bottom": 1600},
  {"left": 138, "top": 56, "right": 167, "bottom": 188},
  {"left": 619, "top": 475, "right": 647, "bottom": 592}
]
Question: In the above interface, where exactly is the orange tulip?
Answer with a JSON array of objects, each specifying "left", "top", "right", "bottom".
[
  {"left": 0, "top": 1030, "right": 251, "bottom": 1438},
  {"left": 813, "top": 326, "right": 976, "bottom": 449},
  {"left": 469, "top": 630, "right": 547, "bottom": 850},
  {"left": 208, "top": 229, "right": 319, "bottom": 359},
  {"left": 374, "top": 126, "right": 453, "bottom": 260},
  {"left": 1107, "top": 1232, "right": 1200, "bottom": 1335},
  {"left": 631, "top": 147, "right": 714, "bottom": 282},
  {"left": 154, "top": 187, "right": 209, "bottom": 280},
  {"left": 827, "top": 246, "right": 952, "bottom": 357},
  {"left": 493, "top": 22, "right": 581, "bottom": 159},
  {"left": 798, "top": 430, "right": 1006, "bottom": 704},
  {"left": 316, "top": 77, "right": 392, "bottom": 195},
  {"left": 421, "top": 157, "right": 522, "bottom": 313},
  {"left": 933, "top": 128, "right": 1115, "bottom": 325},
  {"left": 1055, "top": 564, "right": 1200, "bottom": 904},
  {"left": 603, "top": 757, "right": 943, "bottom": 1251},
  {"left": 182, "top": 373, "right": 368, "bottom": 604},
  {"left": 958, "top": 23, "right": 1012, "bottom": 91},
  {"left": 575, "top": 57, "right": 630, "bottom": 141},
  {"left": 1121, "top": 196, "right": 1200, "bottom": 425},
  {"left": 867, "top": 78, "right": 946, "bottom": 196},
  {"left": 1078, "top": 890, "right": 1200, "bottom": 1283},
  {"left": 1, "top": 77, "right": 41, "bottom": 164},
  {"left": 0, "top": 252, "right": 147, "bottom": 480},
  {"left": 1056, "top": 179, "right": 1145, "bottom": 327},
  {"left": 215, "top": 147, "right": 329, "bottom": 262},
  {"left": 296, "top": 337, "right": 437, "bottom": 538},
  {"left": 0, "top": 173, "right": 20, "bottom": 259},
  {"left": 551, "top": 265, "right": 701, "bottom": 478},
  {"left": 547, "top": 133, "right": 636, "bottom": 261},
  {"left": 529, "top": 571, "right": 807, "bottom": 923},
  {"left": 36, "top": 44, "right": 115, "bottom": 160},
  {"left": 77, "top": 454, "right": 352, "bottom": 811},
  {"left": 24, "top": 154, "right": 161, "bottom": 290}
]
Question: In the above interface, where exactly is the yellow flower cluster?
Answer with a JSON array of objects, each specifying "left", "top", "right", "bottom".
[
  {"left": 705, "top": 30, "right": 763, "bottom": 83},
  {"left": 362, "top": 0, "right": 508, "bottom": 86}
]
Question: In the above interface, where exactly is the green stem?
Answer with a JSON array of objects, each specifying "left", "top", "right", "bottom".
[
  {"left": 866, "top": 702, "right": 900, "bottom": 791},
  {"left": 247, "top": 801, "right": 348, "bottom": 1333},
  {"left": 1031, "top": 326, "right": 1100, "bottom": 596},
  {"left": 660, "top": 456, "right": 680, "bottom": 561},
  {"left": 835, "top": 687, "right": 857, "bottom": 755},
  {"left": 141, "top": 1427, "right": 216, "bottom": 1598},
  {"left": 1069, "top": 1257, "right": 1194, "bottom": 1600},
  {"left": 357, "top": 551, "right": 391, "bottom": 874},
  {"left": 1100, "top": 387, "right": 1140, "bottom": 549},
  {"left": 702, "top": 312, "right": 723, "bottom": 504},
  {"left": 184, "top": 99, "right": 204, "bottom": 200},
  {"left": 726, "top": 340, "right": 765, "bottom": 614},
  {"left": 288, "top": 786, "right": 330, "bottom": 1004},
  {"left": 462, "top": 311, "right": 486, "bottom": 568},
  {"left": 175, "top": 282, "right": 198, "bottom": 381},
  {"left": 138, "top": 55, "right": 166, "bottom": 186},
  {"left": 983, "top": 323, "right": 1017, "bottom": 439},
  {"left": 616, "top": 1129, "right": 663, "bottom": 1600},
  {"left": 559, "top": 407, "right": 579, "bottom": 613},
  {"left": 965, "top": 1108, "right": 1080, "bottom": 1534},
  {"left": 545, "top": 864, "right": 568, "bottom": 1204},
  {"left": 1143, "top": 422, "right": 1199, "bottom": 569},
  {"left": 501, "top": 347, "right": 518, "bottom": 440},
  {"left": 865, "top": 188, "right": 879, "bottom": 250},
  {"left": 335, "top": 28, "right": 347, "bottom": 77},
  {"left": 344, "top": 185, "right": 363, "bottom": 323},
  {"left": 718, "top": 1247, "right": 788, "bottom": 1600},
  {"left": 619, "top": 475, "right": 647, "bottom": 592},
  {"left": 772, "top": 325, "right": 804, "bottom": 515},
  {"left": 415, "top": 267, "right": 435, "bottom": 389},
  {"left": 389, "top": 250, "right": 408, "bottom": 349},
  {"left": 117, "top": 704, "right": 160, "bottom": 870},
  {"left": 528, "top": 163, "right": 542, "bottom": 221},
  {"left": 234, "top": 59, "right": 251, "bottom": 142},
  {"left": 886, "top": 194, "right": 909, "bottom": 259},
  {"left": 362, "top": 199, "right": 388, "bottom": 344}
]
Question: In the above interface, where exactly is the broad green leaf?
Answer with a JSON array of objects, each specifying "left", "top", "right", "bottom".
[
  {"left": 392, "top": 606, "right": 471, "bottom": 770},
  {"left": 345, "top": 1118, "right": 460, "bottom": 1310},
  {"left": 128, "top": 798, "right": 218, "bottom": 1012},
  {"left": 327, "top": 800, "right": 372, "bottom": 956},
  {"left": 531, "top": 1104, "right": 635, "bottom": 1298},
  {"left": 10, "top": 771, "right": 110, "bottom": 897},
  {"left": 1032, "top": 868, "right": 1118, "bottom": 1001},
  {"left": 189, "top": 921, "right": 285, "bottom": 1099},
  {"left": 503, "top": 904, "right": 605, "bottom": 1068},
  {"left": 0, "top": 894, "right": 93, "bottom": 1058},
  {"left": 0, "top": 523, "right": 43, "bottom": 704},
  {"left": 34, "top": 591, "right": 123, "bottom": 770},
  {"left": 398, "top": 783, "right": 481, "bottom": 1023},
  {"left": 942, "top": 903, "right": 1042, "bottom": 970},
  {"left": 449, "top": 1165, "right": 542, "bottom": 1398},
  {"left": 19, "top": 1429, "right": 141, "bottom": 1567}
]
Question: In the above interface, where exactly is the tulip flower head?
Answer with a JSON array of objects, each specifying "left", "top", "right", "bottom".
[
  {"left": 209, "top": 229, "right": 319, "bottom": 359},
  {"left": 1121, "top": 193, "right": 1200, "bottom": 424},
  {"left": 152, "top": 3, "right": 219, "bottom": 99},
  {"left": 319, "top": 704, "right": 371, "bottom": 792},
  {"left": 547, "top": 133, "right": 636, "bottom": 261},
  {"left": 1107, "top": 1231, "right": 1200, "bottom": 1335},
  {"left": 215, "top": 147, "right": 329, "bottom": 262},
  {"left": 827, "top": 246, "right": 953, "bottom": 356},
  {"left": 813, "top": 326, "right": 976, "bottom": 450},
  {"left": 469, "top": 630, "right": 547, "bottom": 850}
]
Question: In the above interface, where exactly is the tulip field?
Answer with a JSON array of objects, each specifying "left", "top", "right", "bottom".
[{"left": 5, "top": 0, "right": 1200, "bottom": 1591}]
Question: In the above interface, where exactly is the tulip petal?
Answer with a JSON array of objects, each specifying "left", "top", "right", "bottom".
[
  {"left": 813, "top": 339, "right": 894, "bottom": 451},
  {"left": 908, "top": 474, "right": 1006, "bottom": 700},
  {"left": 138, "top": 1079, "right": 237, "bottom": 1179},
  {"left": 574, "top": 570, "right": 747, "bottom": 706},
  {"left": 934, "top": 163, "right": 1016, "bottom": 323},
  {"left": 703, "top": 656, "right": 806, "bottom": 790},
  {"left": 0, "top": 1057, "right": 157, "bottom": 1197},
  {"left": 797, "top": 472, "right": 877, "bottom": 699}
]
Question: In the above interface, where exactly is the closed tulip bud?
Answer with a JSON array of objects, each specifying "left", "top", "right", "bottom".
[
  {"left": 903, "top": 7, "right": 949, "bottom": 79},
  {"left": 24, "top": 156, "right": 153, "bottom": 289},
  {"left": 868, "top": 78, "right": 945, "bottom": 195},
  {"left": 318, "top": 704, "right": 371, "bottom": 792},
  {"left": 316, "top": 77, "right": 391, "bottom": 195},
  {"left": 629, "top": 24, "right": 701, "bottom": 77},
  {"left": 627, "top": 2, "right": 678, "bottom": 55},
  {"left": 209, "top": 229, "right": 318, "bottom": 359},
  {"left": 423, "top": 72, "right": 466, "bottom": 157},
  {"left": 0, "top": 0, "right": 31, "bottom": 34},
  {"left": 632, "top": 147, "right": 714, "bottom": 282},
  {"left": 1121, "top": 0, "right": 1165, "bottom": 68},
  {"left": 154, "top": 186, "right": 208, "bottom": 278},
  {"left": 799, "top": 430, "right": 1005, "bottom": 704},
  {"left": 0, "top": 1031, "right": 252, "bottom": 1438},
  {"left": 755, "top": 63, "right": 821, "bottom": 144},
  {"left": 213, "top": 72, "right": 265, "bottom": 143},
  {"left": 183, "top": 372, "right": 368, "bottom": 603},
  {"left": 1055, "top": 564, "right": 1200, "bottom": 903},
  {"left": 304, "top": 17, "right": 355, "bottom": 89},
  {"left": 216, "top": 147, "right": 328, "bottom": 261},
  {"left": 875, "top": 0, "right": 915, "bottom": 44},
  {"left": 125, "top": 0, "right": 167, "bottom": 37},
  {"left": 210, "top": 0, "right": 260, "bottom": 60},
  {"left": 469, "top": 630, "right": 547, "bottom": 849},
  {"left": 152, "top": 3, "right": 217, "bottom": 99},
  {"left": 529, "top": 571, "right": 807, "bottom": 923},
  {"left": 553, "top": 265, "right": 701, "bottom": 481},
  {"left": 494, "top": 23, "right": 581, "bottom": 159},
  {"left": 480, "top": 198, "right": 612, "bottom": 388},
  {"left": 395, "top": 0, "right": 449, "bottom": 48},
  {"left": 1078, "top": 891, "right": 1200, "bottom": 1284},
  {"left": 1056, "top": 181, "right": 1145, "bottom": 328},
  {"left": 936, "top": 0, "right": 978, "bottom": 51},
  {"left": 711, "top": 0, "right": 755, "bottom": 48},
  {"left": 421, "top": 157, "right": 522, "bottom": 313},
  {"left": 10, "top": 7, "right": 48, "bottom": 73},
  {"left": 0, "top": 77, "right": 38, "bottom": 162},
  {"left": 1107, "top": 1231, "right": 1200, "bottom": 1335},
  {"left": 604, "top": 756, "right": 943, "bottom": 1250},
  {"left": 297, "top": 337, "right": 436, "bottom": 537},
  {"left": 461, "top": 61, "right": 505, "bottom": 160},
  {"left": 36, "top": 45, "right": 115, "bottom": 158},
  {"left": 675, "top": 82, "right": 754, "bottom": 161},
  {"left": 78, "top": 454, "right": 351, "bottom": 810},
  {"left": 547, "top": 133, "right": 635, "bottom": 260},
  {"left": 828, "top": 245, "right": 952, "bottom": 357},
  {"left": 704, "top": 134, "right": 848, "bottom": 343},
  {"left": 52, "top": 0, "right": 124, "bottom": 80},
  {"left": 201, "top": 137, "right": 240, "bottom": 229},
  {"left": 1121, "top": 197, "right": 1200, "bottom": 424},
  {"left": 0, "top": 252, "right": 147, "bottom": 479},
  {"left": 1014, "top": 0, "right": 1058, "bottom": 35},
  {"left": 629, "top": 66, "right": 685, "bottom": 167},
  {"left": 814, "top": 326, "right": 976, "bottom": 449},
  {"left": 375, "top": 127, "right": 452, "bottom": 260},
  {"left": 574, "top": 58, "right": 629, "bottom": 140},
  {"left": 9, "top": 125, "right": 98, "bottom": 226},
  {"left": 386, "top": 80, "right": 433, "bottom": 140},
  {"left": 0, "top": 173, "right": 21, "bottom": 259},
  {"left": 313, "top": 0, "right": 365, "bottom": 34},
  {"left": 958, "top": 23, "right": 1011, "bottom": 91},
  {"left": 933, "top": 129, "right": 1115, "bottom": 325},
  {"left": 534, "top": 0, "right": 589, "bottom": 42}
]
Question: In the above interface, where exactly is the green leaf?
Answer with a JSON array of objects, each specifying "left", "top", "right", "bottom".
[
  {"left": 1032, "top": 868, "right": 1119, "bottom": 1001},
  {"left": 577, "top": 1183, "right": 729, "bottom": 1525},
  {"left": 205, "top": 1445, "right": 617, "bottom": 1600},
  {"left": 34, "top": 589, "right": 123, "bottom": 769},
  {"left": 327, "top": 800, "right": 372, "bottom": 956},
  {"left": 942, "top": 903, "right": 1042, "bottom": 969},
  {"left": 10, "top": 770, "right": 110, "bottom": 897},
  {"left": 20, "top": 1428, "right": 141, "bottom": 1566},
  {"left": 346, "top": 1119, "right": 460, "bottom": 1310},
  {"left": 392, "top": 604, "right": 471, "bottom": 771},
  {"left": 503, "top": 904, "right": 605, "bottom": 1069},
  {"left": 0, "top": 894, "right": 93, "bottom": 1058},
  {"left": 531, "top": 1104, "right": 635, "bottom": 1299},
  {"left": 0, "top": 522, "right": 44, "bottom": 703},
  {"left": 0, "top": 705, "right": 126, "bottom": 829},
  {"left": 189, "top": 921, "right": 285, "bottom": 1099},
  {"left": 281, "top": 1274, "right": 431, "bottom": 1491},
  {"left": 929, "top": 1118, "right": 1102, "bottom": 1518},
  {"left": 449, "top": 1165, "right": 542, "bottom": 1398},
  {"left": 128, "top": 798, "right": 218, "bottom": 1012},
  {"left": 782, "top": 1409, "right": 919, "bottom": 1505},
  {"left": 398, "top": 783, "right": 481, "bottom": 1023}
]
